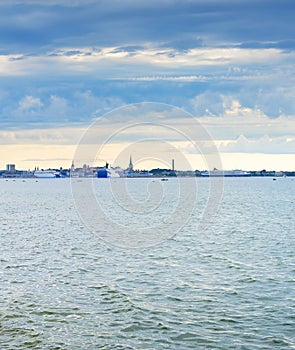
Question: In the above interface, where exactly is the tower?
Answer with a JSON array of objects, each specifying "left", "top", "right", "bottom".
[
  {"left": 70, "top": 160, "right": 75, "bottom": 175},
  {"left": 128, "top": 155, "right": 133, "bottom": 171},
  {"left": 6, "top": 164, "right": 16, "bottom": 173}
]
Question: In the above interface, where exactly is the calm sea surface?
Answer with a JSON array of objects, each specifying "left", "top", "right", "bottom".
[{"left": 0, "top": 177, "right": 294, "bottom": 349}]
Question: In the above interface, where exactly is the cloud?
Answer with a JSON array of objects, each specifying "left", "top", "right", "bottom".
[
  {"left": 197, "top": 102, "right": 295, "bottom": 140},
  {"left": 18, "top": 95, "right": 43, "bottom": 110},
  {"left": 0, "top": 126, "right": 82, "bottom": 145},
  {"left": 0, "top": 0, "right": 98, "bottom": 5},
  {"left": 4, "top": 98, "right": 294, "bottom": 144},
  {"left": 1, "top": 46, "right": 293, "bottom": 80},
  {"left": 1, "top": 0, "right": 294, "bottom": 53},
  {"left": 47, "top": 95, "right": 69, "bottom": 118},
  {"left": 0, "top": 90, "right": 126, "bottom": 127},
  {"left": 45, "top": 46, "right": 293, "bottom": 68},
  {"left": 127, "top": 75, "right": 208, "bottom": 82},
  {"left": 191, "top": 87, "right": 295, "bottom": 119},
  {"left": 219, "top": 134, "right": 295, "bottom": 154}
]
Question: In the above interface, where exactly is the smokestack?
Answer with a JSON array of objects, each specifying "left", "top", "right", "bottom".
[{"left": 172, "top": 159, "right": 175, "bottom": 171}]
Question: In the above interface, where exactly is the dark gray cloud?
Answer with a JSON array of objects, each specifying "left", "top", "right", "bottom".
[{"left": 0, "top": 0, "right": 294, "bottom": 52}]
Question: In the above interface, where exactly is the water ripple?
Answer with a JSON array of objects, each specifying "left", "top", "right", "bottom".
[{"left": 0, "top": 178, "right": 294, "bottom": 349}]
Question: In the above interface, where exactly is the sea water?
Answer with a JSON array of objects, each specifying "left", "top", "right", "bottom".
[{"left": 0, "top": 177, "right": 294, "bottom": 349}]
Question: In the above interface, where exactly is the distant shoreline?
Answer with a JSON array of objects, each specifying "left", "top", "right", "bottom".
[{"left": 1, "top": 173, "right": 295, "bottom": 179}]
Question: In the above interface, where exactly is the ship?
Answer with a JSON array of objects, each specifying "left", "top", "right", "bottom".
[
  {"left": 34, "top": 170, "right": 60, "bottom": 178},
  {"left": 97, "top": 163, "right": 121, "bottom": 178},
  {"left": 125, "top": 170, "right": 151, "bottom": 178},
  {"left": 201, "top": 168, "right": 250, "bottom": 177}
]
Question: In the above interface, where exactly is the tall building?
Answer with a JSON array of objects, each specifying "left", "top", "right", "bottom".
[{"left": 6, "top": 164, "right": 15, "bottom": 172}]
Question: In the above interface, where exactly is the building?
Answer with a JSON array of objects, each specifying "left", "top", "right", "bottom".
[{"left": 6, "top": 164, "right": 16, "bottom": 172}]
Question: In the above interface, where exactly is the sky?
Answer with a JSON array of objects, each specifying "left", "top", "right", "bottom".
[{"left": 0, "top": 0, "right": 294, "bottom": 170}]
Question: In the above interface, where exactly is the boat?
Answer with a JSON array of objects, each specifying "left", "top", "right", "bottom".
[
  {"left": 97, "top": 163, "right": 121, "bottom": 178},
  {"left": 34, "top": 170, "right": 60, "bottom": 178},
  {"left": 97, "top": 168, "right": 111, "bottom": 178},
  {"left": 125, "top": 170, "right": 151, "bottom": 178},
  {"left": 201, "top": 169, "right": 250, "bottom": 177}
]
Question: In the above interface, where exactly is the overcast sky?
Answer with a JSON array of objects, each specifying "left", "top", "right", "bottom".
[{"left": 0, "top": 0, "right": 294, "bottom": 170}]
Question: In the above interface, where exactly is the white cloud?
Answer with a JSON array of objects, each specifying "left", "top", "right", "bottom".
[
  {"left": 48, "top": 95, "right": 69, "bottom": 116},
  {"left": 18, "top": 95, "right": 43, "bottom": 110},
  {"left": 1, "top": 46, "right": 294, "bottom": 79},
  {"left": 201, "top": 111, "right": 294, "bottom": 139},
  {"left": 126, "top": 75, "right": 208, "bottom": 82},
  {"left": 0, "top": 126, "right": 83, "bottom": 145},
  {"left": 219, "top": 134, "right": 295, "bottom": 154},
  {"left": 0, "top": 55, "right": 27, "bottom": 76},
  {"left": 52, "top": 46, "right": 288, "bottom": 68}
]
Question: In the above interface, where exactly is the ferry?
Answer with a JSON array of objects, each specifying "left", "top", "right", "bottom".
[
  {"left": 201, "top": 169, "right": 250, "bottom": 177},
  {"left": 125, "top": 170, "right": 151, "bottom": 178},
  {"left": 34, "top": 170, "right": 60, "bottom": 178},
  {"left": 97, "top": 163, "right": 121, "bottom": 178}
]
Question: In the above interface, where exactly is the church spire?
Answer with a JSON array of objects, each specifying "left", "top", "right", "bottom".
[{"left": 128, "top": 155, "right": 133, "bottom": 171}]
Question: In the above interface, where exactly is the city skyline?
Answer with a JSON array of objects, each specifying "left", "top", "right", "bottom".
[{"left": 1, "top": 157, "right": 294, "bottom": 173}]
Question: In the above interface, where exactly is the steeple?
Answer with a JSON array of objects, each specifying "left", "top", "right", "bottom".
[
  {"left": 70, "top": 160, "right": 75, "bottom": 176},
  {"left": 128, "top": 155, "right": 133, "bottom": 171}
]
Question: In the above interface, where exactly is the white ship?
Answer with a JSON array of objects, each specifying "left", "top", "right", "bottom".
[
  {"left": 201, "top": 169, "right": 250, "bottom": 177},
  {"left": 34, "top": 170, "right": 60, "bottom": 178}
]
